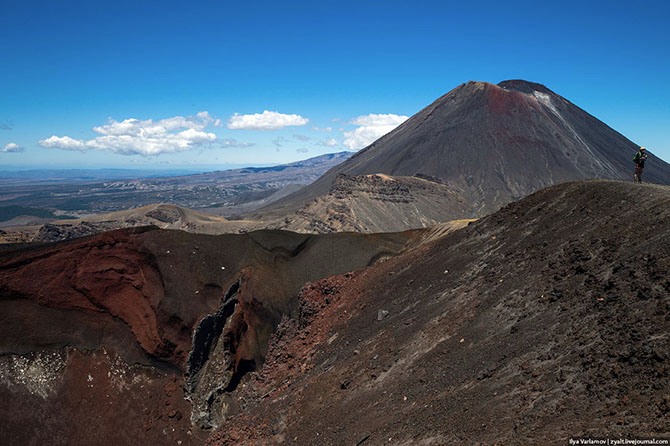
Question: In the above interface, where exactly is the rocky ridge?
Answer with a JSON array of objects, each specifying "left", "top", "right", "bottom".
[
  {"left": 208, "top": 180, "right": 670, "bottom": 445},
  {"left": 275, "top": 173, "right": 473, "bottom": 233}
]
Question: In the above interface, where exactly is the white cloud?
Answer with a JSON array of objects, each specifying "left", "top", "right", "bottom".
[
  {"left": 39, "top": 136, "right": 87, "bottom": 151},
  {"left": 343, "top": 113, "right": 408, "bottom": 150},
  {"left": 312, "top": 126, "right": 332, "bottom": 132},
  {"left": 39, "top": 112, "right": 219, "bottom": 156},
  {"left": 317, "top": 138, "right": 338, "bottom": 147},
  {"left": 293, "top": 134, "right": 310, "bottom": 141},
  {"left": 227, "top": 110, "right": 309, "bottom": 130},
  {"left": 1, "top": 142, "right": 24, "bottom": 152},
  {"left": 92, "top": 111, "right": 219, "bottom": 135},
  {"left": 296, "top": 147, "right": 309, "bottom": 153}
]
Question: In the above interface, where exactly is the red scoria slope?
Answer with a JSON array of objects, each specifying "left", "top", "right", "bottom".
[
  {"left": 208, "top": 180, "right": 670, "bottom": 445},
  {"left": 0, "top": 226, "right": 414, "bottom": 444},
  {"left": 0, "top": 227, "right": 187, "bottom": 364}
]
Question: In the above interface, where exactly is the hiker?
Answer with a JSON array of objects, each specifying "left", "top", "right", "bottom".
[{"left": 633, "top": 146, "right": 648, "bottom": 183}]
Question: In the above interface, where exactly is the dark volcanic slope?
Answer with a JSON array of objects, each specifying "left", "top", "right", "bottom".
[
  {"left": 0, "top": 226, "right": 411, "bottom": 445},
  {"left": 258, "top": 80, "right": 670, "bottom": 220},
  {"left": 209, "top": 180, "right": 670, "bottom": 445}
]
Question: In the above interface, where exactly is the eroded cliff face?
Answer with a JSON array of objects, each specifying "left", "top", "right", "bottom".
[
  {"left": 185, "top": 273, "right": 256, "bottom": 430},
  {"left": 275, "top": 173, "right": 472, "bottom": 234}
]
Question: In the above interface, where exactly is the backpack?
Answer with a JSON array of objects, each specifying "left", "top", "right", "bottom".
[{"left": 633, "top": 152, "right": 641, "bottom": 163}]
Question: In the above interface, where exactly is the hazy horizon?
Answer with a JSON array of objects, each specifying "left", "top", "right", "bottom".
[{"left": 0, "top": 150, "right": 353, "bottom": 174}]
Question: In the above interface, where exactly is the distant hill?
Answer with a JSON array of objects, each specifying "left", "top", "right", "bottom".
[
  {"left": 0, "top": 205, "right": 74, "bottom": 223},
  {"left": 30, "top": 203, "right": 265, "bottom": 242},
  {"left": 257, "top": 80, "right": 670, "bottom": 221},
  {"left": 0, "top": 151, "right": 354, "bottom": 215}
]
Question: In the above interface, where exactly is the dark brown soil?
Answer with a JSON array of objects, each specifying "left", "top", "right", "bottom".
[{"left": 0, "top": 348, "right": 206, "bottom": 446}]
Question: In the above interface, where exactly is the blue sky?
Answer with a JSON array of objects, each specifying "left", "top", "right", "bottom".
[{"left": 1, "top": 0, "right": 669, "bottom": 169}]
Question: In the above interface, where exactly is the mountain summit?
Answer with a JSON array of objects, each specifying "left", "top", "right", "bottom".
[{"left": 258, "top": 80, "right": 670, "bottom": 219}]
